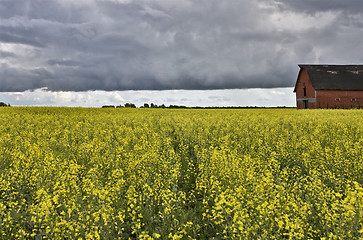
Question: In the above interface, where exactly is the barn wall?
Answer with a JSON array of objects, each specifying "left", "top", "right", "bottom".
[
  {"left": 295, "top": 68, "right": 316, "bottom": 109},
  {"left": 316, "top": 90, "right": 363, "bottom": 109}
]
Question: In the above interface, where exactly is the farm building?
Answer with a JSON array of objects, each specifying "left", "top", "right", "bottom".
[{"left": 294, "top": 65, "right": 363, "bottom": 109}]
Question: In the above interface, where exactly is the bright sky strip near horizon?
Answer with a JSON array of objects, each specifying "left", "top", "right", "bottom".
[
  {"left": 1, "top": 0, "right": 363, "bottom": 107},
  {"left": 0, "top": 88, "right": 295, "bottom": 107}
]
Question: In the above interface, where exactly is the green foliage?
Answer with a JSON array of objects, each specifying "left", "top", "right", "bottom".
[
  {"left": 124, "top": 103, "right": 136, "bottom": 108},
  {"left": 0, "top": 102, "right": 10, "bottom": 107}
]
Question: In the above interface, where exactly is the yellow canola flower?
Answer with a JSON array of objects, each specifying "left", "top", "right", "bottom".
[{"left": 0, "top": 107, "right": 362, "bottom": 239}]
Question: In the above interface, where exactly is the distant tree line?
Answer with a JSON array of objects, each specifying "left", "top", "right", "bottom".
[
  {"left": 102, "top": 103, "right": 293, "bottom": 109},
  {"left": 102, "top": 103, "right": 137, "bottom": 108},
  {"left": 0, "top": 102, "right": 10, "bottom": 107}
]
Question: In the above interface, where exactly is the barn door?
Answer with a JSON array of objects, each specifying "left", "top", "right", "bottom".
[{"left": 303, "top": 100, "right": 309, "bottom": 109}]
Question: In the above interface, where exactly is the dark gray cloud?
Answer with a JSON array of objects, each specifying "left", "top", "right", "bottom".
[
  {"left": 0, "top": 64, "right": 47, "bottom": 91},
  {"left": 0, "top": 50, "right": 16, "bottom": 58},
  {"left": 273, "top": 0, "right": 363, "bottom": 14},
  {"left": 1, "top": 0, "right": 363, "bottom": 92}
]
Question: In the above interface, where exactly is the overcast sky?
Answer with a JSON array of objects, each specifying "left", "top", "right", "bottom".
[{"left": 1, "top": 0, "right": 363, "bottom": 107}]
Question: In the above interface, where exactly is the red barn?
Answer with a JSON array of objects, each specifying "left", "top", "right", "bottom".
[{"left": 294, "top": 65, "right": 363, "bottom": 109}]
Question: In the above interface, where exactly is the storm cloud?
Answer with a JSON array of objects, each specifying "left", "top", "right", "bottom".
[{"left": 1, "top": 0, "right": 363, "bottom": 92}]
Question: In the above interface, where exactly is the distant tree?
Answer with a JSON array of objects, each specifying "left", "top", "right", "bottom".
[
  {"left": 102, "top": 105, "right": 115, "bottom": 108},
  {"left": 0, "top": 102, "right": 10, "bottom": 107},
  {"left": 150, "top": 103, "right": 155, "bottom": 108},
  {"left": 160, "top": 104, "right": 166, "bottom": 108},
  {"left": 124, "top": 103, "right": 136, "bottom": 108},
  {"left": 169, "top": 105, "right": 187, "bottom": 109},
  {"left": 143, "top": 103, "right": 149, "bottom": 108}
]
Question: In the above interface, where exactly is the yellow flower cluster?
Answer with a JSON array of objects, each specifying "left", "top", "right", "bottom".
[{"left": 0, "top": 107, "right": 362, "bottom": 239}]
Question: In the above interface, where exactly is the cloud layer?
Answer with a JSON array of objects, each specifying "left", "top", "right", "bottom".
[
  {"left": 1, "top": 0, "right": 363, "bottom": 92},
  {"left": 0, "top": 88, "right": 296, "bottom": 107}
]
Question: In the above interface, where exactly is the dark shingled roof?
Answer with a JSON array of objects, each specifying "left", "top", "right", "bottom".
[{"left": 299, "top": 65, "right": 363, "bottom": 90}]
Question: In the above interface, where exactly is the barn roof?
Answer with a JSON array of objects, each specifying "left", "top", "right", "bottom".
[{"left": 298, "top": 65, "right": 363, "bottom": 90}]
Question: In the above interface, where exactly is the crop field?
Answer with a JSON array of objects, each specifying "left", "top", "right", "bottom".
[{"left": 0, "top": 107, "right": 362, "bottom": 239}]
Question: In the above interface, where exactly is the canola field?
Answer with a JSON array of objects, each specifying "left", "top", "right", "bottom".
[{"left": 0, "top": 107, "right": 362, "bottom": 239}]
